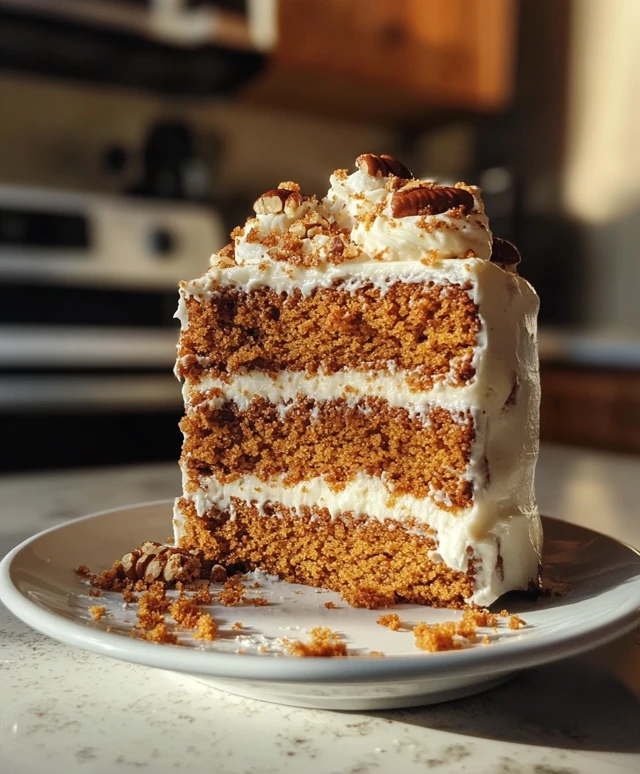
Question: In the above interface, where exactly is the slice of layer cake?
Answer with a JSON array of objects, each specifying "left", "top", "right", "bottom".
[{"left": 174, "top": 153, "right": 542, "bottom": 608}]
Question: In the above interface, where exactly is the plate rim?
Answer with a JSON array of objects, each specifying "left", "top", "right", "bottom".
[{"left": 1, "top": 500, "right": 639, "bottom": 683}]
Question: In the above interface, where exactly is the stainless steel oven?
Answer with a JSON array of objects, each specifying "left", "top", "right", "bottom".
[{"left": 0, "top": 184, "right": 223, "bottom": 470}]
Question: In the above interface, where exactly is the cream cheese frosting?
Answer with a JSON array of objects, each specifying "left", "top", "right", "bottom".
[{"left": 223, "top": 164, "right": 493, "bottom": 273}]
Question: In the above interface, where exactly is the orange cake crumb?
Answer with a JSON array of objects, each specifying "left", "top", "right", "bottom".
[
  {"left": 217, "top": 575, "right": 246, "bottom": 606},
  {"left": 414, "top": 607, "right": 503, "bottom": 651},
  {"left": 340, "top": 587, "right": 397, "bottom": 609},
  {"left": 284, "top": 627, "right": 347, "bottom": 657},
  {"left": 413, "top": 606, "right": 528, "bottom": 652},
  {"left": 122, "top": 587, "right": 138, "bottom": 604},
  {"left": 88, "top": 588, "right": 103, "bottom": 598},
  {"left": 377, "top": 613, "right": 402, "bottom": 631},
  {"left": 231, "top": 621, "right": 243, "bottom": 630},
  {"left": 194, "top": 614, "right": 217, "bottom": 641},
  {"left": 463, "top": 608, "right": 498, "bottom": 628},
  {"left": 88, "top": 605, "right": 106, "bottom": 621},
  {"left": 414, "top": 621, "right": 462, "bottom": 652},
  {"left": 76, "top": 565, "right": 91, "bottom": 577},
  {"left": 89, "top": 561, "right": 127, "bottom": 592},
  {"left": 138, "top": 622, "right": 178, "bottom": 645},
  {"left": 215, "top": 575, "right": 270, "bottom": 607},
  {"left": 169, "top": 596, "right": 201, "bottom": 629},
  {"left": 136, "top": 583, "right": 170, "bottom": 629},
  {"left": 499, "top": 609, "right": 509, "bottom": 618},
  {"left": 453, "top": 607, "right": 498, "bottom": 640},
  {"left": 369, "top": 651, "right": 386, "bottom": 658},
  {"left": 193, "top": 583, "right": 213, "bottom": 605},
  {"left": 324, "top": 601, "right": 339, "bottom": 610}
]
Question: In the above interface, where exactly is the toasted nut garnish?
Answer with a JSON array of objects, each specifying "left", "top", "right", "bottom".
[
  {"left": 289, "top": 221, "right": 307, "bottom": 238},
  {"left": 253, "top": 188, "right": 292, "bottom": 215},
  {"left": 288, "top": 213, "right": 329, "bottom": 239},
  {"left": 490, "top": 237, "right": 521, "bottom": 271},
  {"left": 254, "top": 187, "right": 309, "bottom": 216},
  {"left": 121, "top": 542, "right": 202, "bottom": 585},
  {"left": 283, "top": 191, "right": 305, "bottom": 217},
  {"left": 356, "top": 153, "right": 413, "bottom": 179},
  {"left": 391, "top": 184, "right": 474, "bottom": 218}
]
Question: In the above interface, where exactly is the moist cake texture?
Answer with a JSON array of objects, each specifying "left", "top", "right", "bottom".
[{"left": 174, "top": 153, "right": 542, "bottom": 608}]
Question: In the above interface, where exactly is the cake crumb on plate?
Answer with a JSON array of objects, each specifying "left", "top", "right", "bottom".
[
  {"left": 88, "top": 605, "right": 106, "bottom": 621},
  {"left": 377, "top": 613, "right": 402, "bottom": 631},
  {"left": 284, "top": 626, "right": 347, "bottom": 657}
]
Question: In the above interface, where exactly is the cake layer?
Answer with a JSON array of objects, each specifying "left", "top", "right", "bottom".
[
  {"left": 177, "top": 470, "right": 540, "bottom": 606},
  {"left": 180, "top": 395, "right": 475, "bottom": 507},
  {"left": 174, "top": 497, "right": 474, "bottom": 608},
  {"left": 176, "top": 278, "right": 479, "bottom": 389}
]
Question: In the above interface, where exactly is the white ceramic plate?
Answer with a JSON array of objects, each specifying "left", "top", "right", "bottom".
[{"left": 1, "top": 501, "right": 639, "bottom": 710}]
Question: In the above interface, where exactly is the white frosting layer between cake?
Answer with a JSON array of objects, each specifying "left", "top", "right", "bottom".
[{"left": 175, "top": 161, "right": 542, "bottom": 606}]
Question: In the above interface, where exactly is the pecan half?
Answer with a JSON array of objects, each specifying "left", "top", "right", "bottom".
[
  {"left": 391, "top": 184, "right": 474, "bottom": 218},
  {"left": 490, "top": 237, "right": 521, "bottom": 271},
  {"left": 356, "top": 153, "right": 413, "bottom": 179}
]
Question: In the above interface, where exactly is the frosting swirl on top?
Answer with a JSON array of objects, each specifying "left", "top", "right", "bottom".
[
  {"left": 216, "top": 155, "right": 493, "bottom": 270},
  {"left": 325, "top": 169, "right": 492, "bottom": 262}
]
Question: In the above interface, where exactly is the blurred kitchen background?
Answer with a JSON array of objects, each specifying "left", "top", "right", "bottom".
[{"left": 0, "top": 0, "right": 638, "bottom": 471}]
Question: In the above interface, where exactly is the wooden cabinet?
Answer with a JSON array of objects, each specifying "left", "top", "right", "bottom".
[
  {"left": 242, "top": 0, "right": 517, "bottom": 120},
  {"left": 540, "top": 366, "right": 640, "bottom": 454}
]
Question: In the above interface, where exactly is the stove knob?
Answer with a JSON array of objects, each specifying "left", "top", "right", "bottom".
[{"left": 149, "top": 227, "right": 176, "bottom": 257}]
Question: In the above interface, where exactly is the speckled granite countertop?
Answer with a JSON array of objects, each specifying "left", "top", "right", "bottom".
[{"left": 1, "top": 445, "right": 639, "bottom": 774}]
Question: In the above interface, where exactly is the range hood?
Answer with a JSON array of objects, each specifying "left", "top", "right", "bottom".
[{"left": 0, "top": 0, "right": 275, "bottom": 96}]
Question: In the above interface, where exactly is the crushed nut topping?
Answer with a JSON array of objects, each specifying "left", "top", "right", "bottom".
[{"left": 215, "top": 242, "right": 236, "bottom": 267}]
